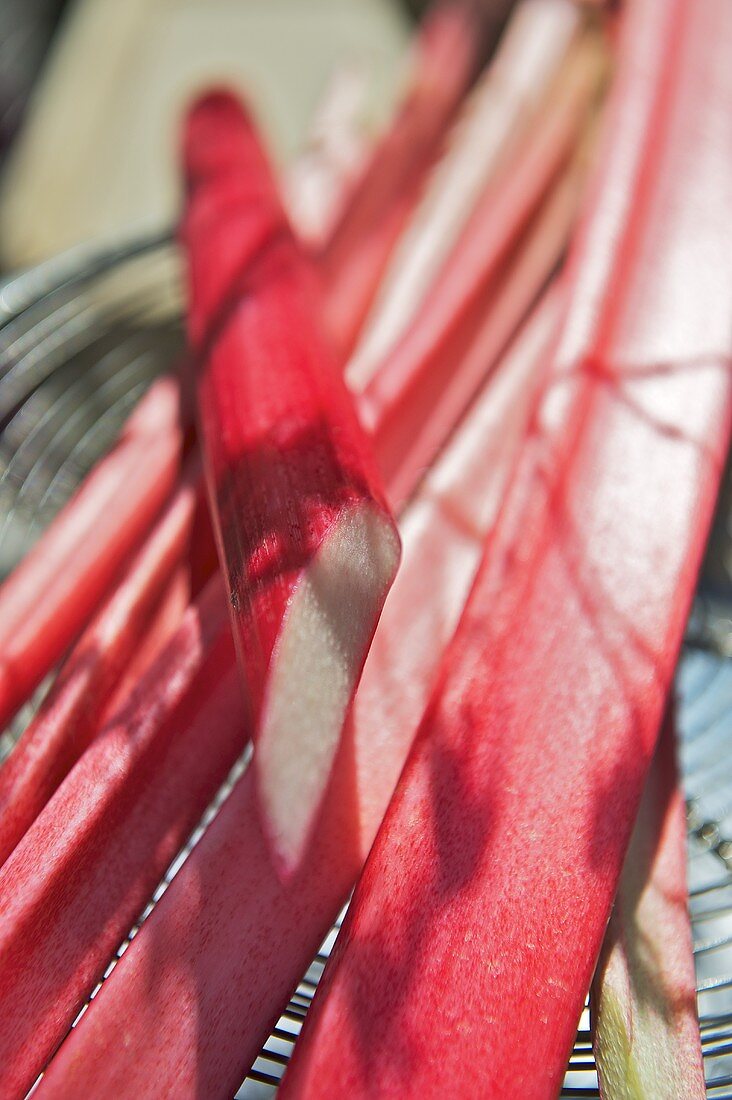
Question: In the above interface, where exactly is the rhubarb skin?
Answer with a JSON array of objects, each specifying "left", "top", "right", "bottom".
[
  {"left": 183, "top": 90, "right": 400, "bottom": 874},
  {"left": 357, "top": 33, "right": 603, "bottom": 502},
  {"left": 98, "top": 561, "right": 191, "bottom": 723},
  {"left": 375, "top": 148, "right": 583, "bottom": 510},
  {"left": 284, "top": 65, "right": 370, "bottom": 249},
  {"left": 0, "top": 376, "right": 183, "bottom": 728},
  {"left": 591, "top": 712, "right": 705, "bottom": 1100},
  {"left": 318, "top": 0, "right": 492, "bottom": 361},
  {"left": 278, "top": 0, "right": 732, "bottom": 1096},
  {"left": 350, "top": 0, "right": 584, "bottom": 384},
  {"left": 34, "top": 289, "right": 561, "bottom": 1100},
  {"left": 0, "top": 466, "right": 199, "bottom": 870},
  {"left": 0, "top": 577, "right": 240, "bottom": 1100}
]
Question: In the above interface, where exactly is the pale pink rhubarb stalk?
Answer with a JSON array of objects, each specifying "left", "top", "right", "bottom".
[
  {"left": 35, "top": 286, "right": 563, "bottom": 1100},
  {"left": 591, "top": 711, "right": 705, "bottom": 1100},
  {"left": 0, "top": 465, "right": 200, "bottom": 869},
  {"left": 0, "top": 377, "right": 183, "bottom": 727},
  {"left": 279, "top": 1, "right": 732, "bottom": 1096},
  {"left": 284, "top": 64, "right": 370, "bottom": 249},
  {"left": 182, "top": 91, "right": 401, "bottom": 874},
  {"left": 318, "top": 0, "right": 492, "bottom": 360},
  {"left": 377, "top": 151, "right": 583, "bottom": 509},
  {"left": 356, "top": 34, "right": 603, "bottom": 501},
  {"left": 350, "top": 0, "right": 584, "bottom": 383}
]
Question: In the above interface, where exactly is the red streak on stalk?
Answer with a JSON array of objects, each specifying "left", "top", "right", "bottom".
[
  {"left": 0, "top": 467, "right": 200, "bottom": 870},
  {"left": 35, "top": 290, "right": 562, "bottom": 1100},
  {"left": 0, "top": 577, "right": 238, "bottom": 1100},
  {"left": 0, "top": 377, "right": 183, "bottom": 728},
  {"left": 591, "top": 711, "right": 705, "bottom": 1099},
  {"left": 318, "top": 0, "right": 490, "bottom": 360},
  {"left": 279, "top": 1, "right": 732, "bottom": 1096}
]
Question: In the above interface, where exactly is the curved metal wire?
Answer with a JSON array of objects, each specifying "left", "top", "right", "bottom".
[{"left": 2, "top": 238, "right": 732, "bottom": 1098}]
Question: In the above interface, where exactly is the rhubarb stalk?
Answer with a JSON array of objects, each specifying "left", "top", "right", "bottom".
[
  {"left": 0, "top": 576, "right": 239, "bottom": 1100},
  {"left": 375, "top": 149, "right": 584, "bottom": 508},
  {"left": 318, "top": 0, "right": 493, "bottom": 360},
  {"left": 355, "top": 32, "right": 603, "bottom": 502},
  {"left": 350, "top": 0, "right": 584, "bottom": 383},
  {"left": 98, "top": 563, "right": 191, "bottom": 723},
  {"left": 0, "top": 376, "right": 183, "bottom": 727},
  {"left": 34, "top": 289, "right": 563, "bottom": 1100},
  {"left": 0, "top": 466, "right": 199, "bottom": 869},
  {"left": 183, "top": 91, "right": 401, "bottom": 873},
  {"left": 279, "top": 0, "right": 732, "bottom": 1095},
  {"left": 284, "top": 64, "right": 370, "bottom": 249},
  {"left": 591, "top": 710, "right": 705, "bottom": 1100}
]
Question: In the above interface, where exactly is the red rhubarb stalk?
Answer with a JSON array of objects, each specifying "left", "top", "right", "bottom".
[
  {"left": 34, "top": 289, "right": 562, "bottom": 1100},
  {"left": 351, "top": 0, "right": 584, "bottom": 381},
  {"left": 0, "top": 576, "right": 240, "bottom": 1100},
  {"left": 354, "top": 33, "right": 603, "bottom": 501},
  {"left": 318, "top": 0, "right": 492, "bottom": 360},
  {"left": 278, "top": 0, "right": 732, "bottom": 1095},
  {"left": 591, "top": 711, "right": 705, "bottom": 1100},
  {"left": 0, "top": 376, "right": 183, "bottom": 728},
  {"left": 0, "top": 466, "right": 200, "bottom": 869},
  {"left": 183, "top": 90, "right": 401, "bottom": 874}
]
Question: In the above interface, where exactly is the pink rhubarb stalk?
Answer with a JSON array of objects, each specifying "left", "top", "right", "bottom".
[
  {"left": 354, "top": 34, "right": 603, "bottom": 500},
  {"left": 284, "top": 64, "right": 370, "bottom": 249},
  {"left": 591, "top": 711, "right": 705, "bottom": 1100},
  {"left": 0, "top": 466, "right": 200, "bottom": 869},
  {"left": 0, "top": 576, "right": 240, "bottom": 1100},
  {"left": 351, "top": 0, "right": 584, "bottom": 381},
  {"left": 375, "top": 150, "right": 583, "bottom": 509},
  {"left": 0, "top": 376, "right": 183, "bottom": 728},
  {"left": 278, "top": 0, "right": 732, "bottom": 1095},
  {"left": 34, "top": 288, "right": 563, "bottom": 1100},
  {"left": 183, "top": 91, "right": 401, "bottom": 873},
  {"left": 318, "top": 0, "right": 492, "bottom": 360},
  {"left": 98, "top": 563, "right": 191, "bottom": 722}
]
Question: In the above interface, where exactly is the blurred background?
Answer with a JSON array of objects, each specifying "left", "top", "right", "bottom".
[{"left": 0, "top": 0, "right": 430, "bottom": 272}]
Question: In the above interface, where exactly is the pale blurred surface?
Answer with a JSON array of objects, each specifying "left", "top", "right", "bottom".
[{"left": 0, "top": 0, "right": 409, "bottom": 270}]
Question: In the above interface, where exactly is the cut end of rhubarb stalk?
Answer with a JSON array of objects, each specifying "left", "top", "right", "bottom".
[{"left": 256, "top": 501, "right": 400, "bottom": 876}]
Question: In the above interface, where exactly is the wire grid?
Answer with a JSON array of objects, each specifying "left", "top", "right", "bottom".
[{"left": 2, "top": 239, "right": 732, "bottom": 1098}]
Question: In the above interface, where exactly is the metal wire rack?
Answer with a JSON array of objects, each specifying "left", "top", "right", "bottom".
[{"left": 2, "top": 237, "right": 732, "bottom": 1098}]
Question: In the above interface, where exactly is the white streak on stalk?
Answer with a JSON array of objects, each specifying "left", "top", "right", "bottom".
[
  {"left": 284, "top": 64, "right": 370, "bottom": 248},
  {"left": 347, "top": 0, "right": 582, "bottom": 390},
  {"left": 257, "top": 502, "right": 400, "bottom": 874}
]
